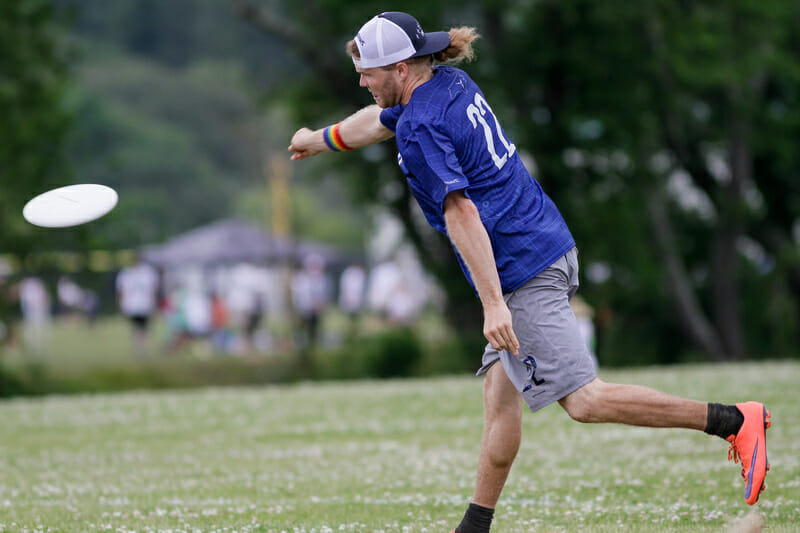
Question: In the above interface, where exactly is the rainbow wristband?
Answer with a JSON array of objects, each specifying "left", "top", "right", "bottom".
[{"left": 323, "top": 123, "right": 354, "bottom": 152}]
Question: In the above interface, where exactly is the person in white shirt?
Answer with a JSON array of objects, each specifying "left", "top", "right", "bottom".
[
  {"left": 19, "top": 276, "right": 51, "bottom": 356},
  {"left": 339, "top": 263, "right": 367, "bottom": 340},
  {"left": 116, "top": 262, "right": 160, "bottom": 357},
  {"left": 291, "top": 254, "right": 330, "bottom": 350},
  {"left": 57, "top": 275, "right": 86, "bottom": 321},
  {"left": 225, "top": 262, "right": 266, "bottom": 353}
]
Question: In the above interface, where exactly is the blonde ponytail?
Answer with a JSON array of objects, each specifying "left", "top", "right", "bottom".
[{"left": 433, "top": 27, "right": 480, "bottom": 64}]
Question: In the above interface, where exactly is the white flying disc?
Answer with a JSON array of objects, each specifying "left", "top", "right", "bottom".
[{"left": 23, "top": 184, "right": 118, "bottom": 228}]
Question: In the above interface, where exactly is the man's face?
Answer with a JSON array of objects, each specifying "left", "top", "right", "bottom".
[{"left": 356, "top": 64, "right": 402, "bottom": 108}]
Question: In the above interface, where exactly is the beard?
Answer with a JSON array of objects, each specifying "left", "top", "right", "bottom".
[{"left": 371, "top": 82, "right": 402, "bottom": 108}]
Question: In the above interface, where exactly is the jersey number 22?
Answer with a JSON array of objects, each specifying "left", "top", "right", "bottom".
[{"left": 466, "top": 93, "right": 516, "bottom": 170}]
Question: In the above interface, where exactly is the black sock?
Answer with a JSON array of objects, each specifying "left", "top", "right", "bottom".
[
  {"left": 704, "top": 403, "right": 744, "bottom": 439},
  {"left": 454, "top": 503, "right": 494, "bottom": 533}
]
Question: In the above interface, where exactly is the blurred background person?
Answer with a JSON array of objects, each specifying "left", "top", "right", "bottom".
[
  {"left": 57, "top": 275, "right": 100, "bottom": 326},
  {"left": 116, "top": 260, "right": 160, "bottom": 357},
  {"left": 80, "top": 288, "right": 101, "bottom": 326},
  {"left": 385, "top": 280, "right": 425, "bottom": 327},
  {"left": 18, "top": 276, "right": 51, "bottom": 357},
  {"left": 210, "top": 290, "right": 232, "bottom": 354},
  {"left": 366, "top": 259, "right": 401, "bottom": 322},
  {"left": 338, "top": 262, "right": 367, "bottom": 340},
  {"left": 56, "top": 275, "right": 85, "bottom": 322},
  {"left": 291, "top": 254, "right": 331, "bottom": 352},
  {"left": 225, "top": 262, "right": 265, "bottom": 354},
  {"left": 182, "top": 280, "right": 213, "bottom": 355},
  {"left": 570, "top": 295, "right": 598, "bottom": 370},
  {"left": 162, "top": 284, "right": 189, "bottom": 353}
]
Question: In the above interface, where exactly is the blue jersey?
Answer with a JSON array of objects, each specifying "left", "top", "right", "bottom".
[{"left": 380, "top": 66, "right": 575, "bottom": 294}]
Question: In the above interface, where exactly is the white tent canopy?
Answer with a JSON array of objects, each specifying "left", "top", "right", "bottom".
[{"left": 140, "top": 219, "right": 346, "bottom": 268}]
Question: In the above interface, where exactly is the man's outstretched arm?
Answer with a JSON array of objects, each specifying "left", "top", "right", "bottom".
[{"left": 288, "top": 105, "right": 395, "bottom": 160}]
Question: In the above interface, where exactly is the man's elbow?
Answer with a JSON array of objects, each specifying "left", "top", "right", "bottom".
[
  {"left": 444, "top": 191, "right": 480, "bottom": 227},
  {"left": 444, "top": 190, "right": 475, "bottom": 213}
]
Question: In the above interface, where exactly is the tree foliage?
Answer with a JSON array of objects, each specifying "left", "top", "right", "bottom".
[
  {"left": 0, "top": 0, "right": 74, "bottom": 257},
  {"left": 44, "top": 0, "right": 369, "bottom": 253},
  {"left": 495, "top": 0, "right": 800, "bottom": 362}
]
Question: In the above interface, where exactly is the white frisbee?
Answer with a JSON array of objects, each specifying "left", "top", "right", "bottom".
[{"left": 23, "top": 184, "right": 118, "bottom": 228}]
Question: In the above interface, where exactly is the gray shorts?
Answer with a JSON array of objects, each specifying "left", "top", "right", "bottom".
[{"left": 477, "top": 247, "right": 597, "bottom": 412}]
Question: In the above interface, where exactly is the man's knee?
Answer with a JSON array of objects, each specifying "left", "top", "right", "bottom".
[
  {"left": 485, "top": 440, "right": 517, "bottom": 470},
  {"left": 560, "top": 379, "right": 602, "bottom": 423}
]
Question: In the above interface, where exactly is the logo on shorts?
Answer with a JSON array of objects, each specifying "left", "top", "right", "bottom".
[{"left": 522, "top": 355, "right": 545, "bottom": 392}]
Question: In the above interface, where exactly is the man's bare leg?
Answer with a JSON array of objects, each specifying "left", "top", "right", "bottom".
[
  {"left": 558, "top": 378, "right": 707, "bottom": 429},
  {"left": 473, "top": 363, "right": 522, "bottom": 507},
  {"left": 453, "top": 363, "right": 521, "bottom": 533}
]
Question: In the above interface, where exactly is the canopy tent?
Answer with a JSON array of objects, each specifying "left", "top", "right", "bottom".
[{"left": 140, "top": 219, "right": 346, "bottom": 268}]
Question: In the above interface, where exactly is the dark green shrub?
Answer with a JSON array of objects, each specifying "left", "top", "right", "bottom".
[{"left": 362, "top": 327, "right": 422, "bottom": 378}]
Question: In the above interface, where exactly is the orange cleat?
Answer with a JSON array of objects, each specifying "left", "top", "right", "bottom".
[{"left": 726, "top": 401, "right": 771, "bottom": 505}]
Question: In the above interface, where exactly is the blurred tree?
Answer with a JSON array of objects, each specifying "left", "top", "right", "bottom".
[
  {"left": 0, "top": 0, "right": 73, "bottom": 390},
  {"left": 53, "top": 0, "right": 367, "bottom": 255},
  {"left": 58, "top": 0, "right": 298, "bottom": 91},
  {"left": 239, "top": 0, "right": 800, "bottom": 363},
  {"left": 67, "top": 56, "right": 258, "bottom": 245},
  {"left": 487, "top": 0, "right": 800, "bottom": 361},
  {"left": 0, "top": 0, "right": 74, "bottom": 257},
  {"left": 64, "top": 52, "right": 369, "bottom": 250}
]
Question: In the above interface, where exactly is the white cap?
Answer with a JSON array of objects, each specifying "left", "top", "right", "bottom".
[{"left": 353, "top": 12, "right": 450, "bottom": 69}]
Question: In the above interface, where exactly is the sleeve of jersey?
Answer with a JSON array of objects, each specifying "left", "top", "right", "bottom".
[
  {"left": 379, "top": 105, "right": 403, "bottom": 133},
  {"left": 403, "top": 122, "right": 470, "bottom": 211}
]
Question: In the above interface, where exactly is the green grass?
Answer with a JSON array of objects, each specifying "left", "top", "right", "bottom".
[{"left": 0, "top": 361, "right": 798, "bottom": 532}]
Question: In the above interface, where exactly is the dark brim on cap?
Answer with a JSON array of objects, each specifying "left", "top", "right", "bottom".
[{"left": 411, "top": 31, "right": 450, "bottom": 57}]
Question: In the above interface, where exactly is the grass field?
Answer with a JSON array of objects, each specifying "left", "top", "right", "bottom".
[{"left": 0, "top": 360, "right": 798, "bottom": 532}]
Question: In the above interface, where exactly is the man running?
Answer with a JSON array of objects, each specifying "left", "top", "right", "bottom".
[{"left": 288, "top": 12, "right": 771, "bottom": 532}]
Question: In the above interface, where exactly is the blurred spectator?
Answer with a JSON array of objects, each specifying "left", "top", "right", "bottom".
[
  {"left": 57, "top": 276, "right": 85, "bottom": 320},
  {"left": 57, "top": 276, "right": 101, "bottom": 325},
  {"left": 291, "top": 254, "right": 330, "bottom": 350},
  {"left": 162, "top": 286, "right": 188, "bottom": 352},
  {"left": 367, "top": 260, "right": 401, "bottom": 318},
  {"left": 570, "top": 295, "right": 598, "bottom": 369},
  {"left": 339, "top": 262, "right": 367, "bottom": 339},
  {"left": 225, "top": 262, "right": 265, "bottom": 353},
  {"left": 162, "top": 269, "right": 213, "bottom": 355},
  {"left": 339, "top": 263, "right": 367, "bottom": 315},
  {"left": 210, "top": 291, "right": 232, "bottom": 354},
  {"left": 366, "top": 251, "right": 431, "bottom": 326},
  {"left": 386, "top": 280, "right": 424, "bottom": 326},
  {"left": 18, "top": 276, "right": 51, "bottom": 356},
  {"left": 80, "top": 289, "right": 101, "bottom": 325},
  {"left": 183, "top": 284, "right": 212, "bottom": 342},
  {"left": 116, "top": 261, "right": 160, "bottom": 357}
]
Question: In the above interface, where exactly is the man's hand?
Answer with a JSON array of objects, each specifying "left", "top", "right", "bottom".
[
  {"left": 483, "top": 300, "right": 520, "bottom": 356},
  {"left": 288, "top": 127, "right": 325, "bottom": 161}
]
